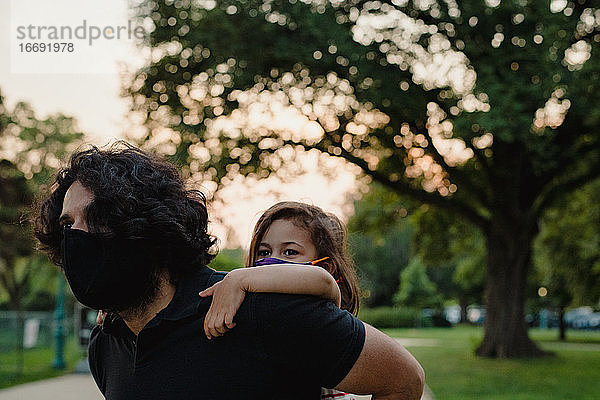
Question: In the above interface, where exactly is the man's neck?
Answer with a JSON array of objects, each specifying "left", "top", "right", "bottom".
[{"left": 120, "top": 272, "right": 176, "bottom": 336}]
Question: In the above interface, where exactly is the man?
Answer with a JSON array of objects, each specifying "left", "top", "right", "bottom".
[{"left": 34, "top": 142, "right": 424, "bottom": 400}]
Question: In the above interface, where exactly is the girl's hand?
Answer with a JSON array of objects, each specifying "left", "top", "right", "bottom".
[
  {"left": 198, "top": 270, "right": 247, "bottom": 340},
  {"left": 97, "top": 310, "right": 106, "bottom": 325}
]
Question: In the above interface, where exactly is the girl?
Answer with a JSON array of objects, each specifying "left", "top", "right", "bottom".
[{"left": 199, "top": 201, "right": 363, "bottom": 400}]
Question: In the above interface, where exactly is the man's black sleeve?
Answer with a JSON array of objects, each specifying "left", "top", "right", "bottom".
[{"left": 251, "top": 293, "right": 366, "bottom": 388}]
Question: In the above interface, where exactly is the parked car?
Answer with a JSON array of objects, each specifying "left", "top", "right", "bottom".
[
  {"left": 565, "top": 307, "right": 600, "bottom": 330},
  {"left": 526, "top": 309, "right": 560, "bottom": 328},
  {"left": 443, "top": 305, "right": 461, "bottom": 324},
  {"left": 467, "top": 305, "right": 485, "bottom": 325}
]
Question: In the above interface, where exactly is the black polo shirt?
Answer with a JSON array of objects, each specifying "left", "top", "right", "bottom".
[{"left": 88, "top": 266, "right": 366, "bottom": 399}]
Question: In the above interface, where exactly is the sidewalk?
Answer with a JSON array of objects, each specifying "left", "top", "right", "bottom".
[
  {"left": 0, "top": 374, "right": 103, "bottom": 400},
  {"left": 0, "top": 374, "right": 433, "bottom": 400}
]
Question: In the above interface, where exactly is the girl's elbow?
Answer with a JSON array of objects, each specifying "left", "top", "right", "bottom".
[{"left": 323, "top": 273, "right": 341, "bottom": 305}]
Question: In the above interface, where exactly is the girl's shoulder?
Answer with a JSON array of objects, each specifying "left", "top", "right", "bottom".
[{"left": 320, "top": 388, "right": 371, "bottom": 400}]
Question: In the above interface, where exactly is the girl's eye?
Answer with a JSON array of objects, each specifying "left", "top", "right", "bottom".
[
  {"left": 257, "top": 249, "right": 271, "bottom": 257},
  {"left": 61, "top": 222, "right": 73, "bottom": 231},
  {"left": 283, "top": 249, "right": 299, "bottom": 256}
]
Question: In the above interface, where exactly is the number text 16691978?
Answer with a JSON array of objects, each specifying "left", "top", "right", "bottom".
[{"left": 19, "top": 42, "right": 74, "bottom": 53}]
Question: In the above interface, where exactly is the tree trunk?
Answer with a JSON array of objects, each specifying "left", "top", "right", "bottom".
[
  {"left": 476, "top": 219, "right": 549, "bottom": 358},
  {"left": 558, "top": 306, "right": 566, "bottom": 341},
  {"left": 459, "top": 297, "right": 469, "bottom": 324}
]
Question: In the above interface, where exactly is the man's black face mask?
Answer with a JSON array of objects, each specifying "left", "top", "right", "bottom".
[{"left": 61, "top": 228, "right": 159, "bottom": 311}]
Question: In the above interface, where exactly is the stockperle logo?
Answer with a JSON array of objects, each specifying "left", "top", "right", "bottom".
[{"left": 10, "top": 0, "right": 148, "bottom": 74}]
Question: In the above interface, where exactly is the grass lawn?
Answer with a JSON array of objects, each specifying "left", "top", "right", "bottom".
[
  {"left": 384, "top": 326, "right": 600, "bottom": 400},
  {"left": 0, "top": 337, "right": 84, "bottom": 389}
]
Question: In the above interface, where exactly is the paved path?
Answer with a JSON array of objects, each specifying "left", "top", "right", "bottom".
[
  {"left": 0, "top": 374, "right": 434, "bottom": 400},
  {"left": 0, "top": 374, "right": 103, "bottom": 400}
]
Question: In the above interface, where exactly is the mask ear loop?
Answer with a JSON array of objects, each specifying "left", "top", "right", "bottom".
[{"left": 309, "top": 256, "right": 329, "bottom": 265}]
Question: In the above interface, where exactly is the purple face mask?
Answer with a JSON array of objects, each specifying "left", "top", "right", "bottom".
[
  {"left": 253, "top": 257, "right": 329, "bottom": 267},
  {"left": 255, "top": 256, "right": 342, "bottom": 283}
]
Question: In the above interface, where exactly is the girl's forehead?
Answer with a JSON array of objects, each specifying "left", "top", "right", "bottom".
[{"left": 262, "top": 218, "right": 311, "bottom": 241}]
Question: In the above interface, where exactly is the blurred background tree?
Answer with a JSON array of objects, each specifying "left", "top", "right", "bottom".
[
  {"left": 209, "top": 247, "right": 246, "bottom": 271},
  {"left": 347, "top": 184, "right": 412, "bottom": 307},
  {"left": 394, "top": 257, "right": 441, "bottom": 309},
  {"left": 125, "top": 0, "right": 599, "bottom": 357},
  {"left": 533, "top": 178, "right": 600, "bottom": 340},
  {"left": 0, "top": 90, "right": 83, "bottom": 374},
  {"left": 0, "top": 158, "right": 35, "bottom": 374},
  {"left": 412, "top": 203, "right": 486, "bottom": 322},
  {"left": 347, "top": 182, "right": 485, "bottom": 319}
]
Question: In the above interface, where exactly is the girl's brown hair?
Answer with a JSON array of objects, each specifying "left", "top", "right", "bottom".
[{"left": 247, "top": 201, "right": 360, "bottom": 315}]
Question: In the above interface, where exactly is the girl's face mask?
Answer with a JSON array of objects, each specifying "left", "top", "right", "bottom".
[
  {"left": 254, "top": 257, "right": 329, "bottom": 267},
  {"left": 61, "top": 228, "right": 158, "bottom": 311},
  {"left": 254, "top": 257, "right": 342, "bottom": 283}
]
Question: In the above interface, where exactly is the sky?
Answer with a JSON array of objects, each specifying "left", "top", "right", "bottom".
[{"left": 0, "top": 0, "right": 361, "bottom": 248}]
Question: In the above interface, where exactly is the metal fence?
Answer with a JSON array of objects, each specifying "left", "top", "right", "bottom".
[{"left": 0, "top": 311, "right": 74, "bottom": 353}]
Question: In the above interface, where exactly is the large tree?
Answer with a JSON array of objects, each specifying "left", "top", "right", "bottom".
[{"left": 127, "top": 0, "right": 600, "bottom": 357}]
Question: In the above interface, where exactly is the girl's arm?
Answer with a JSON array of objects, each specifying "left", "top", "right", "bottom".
[
  {"left": 241, "top": 265, "right": 341, "bottom": 305},
  {"left": 199, "top": 265, "right": 341, "bottom": 339}
]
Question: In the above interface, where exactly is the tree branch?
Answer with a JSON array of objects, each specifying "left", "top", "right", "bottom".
[
  {"left": 423, "top": 130, "right": 491, "bottom": 210},
  {"left": 464, "top": 140, "right": 494, "bottom": 181},
  {"left": 295, "top": 138, "right": 490, "bottom": 230},
  {"left": 530, "top": 160, "right": 600, "bottom": 226}
]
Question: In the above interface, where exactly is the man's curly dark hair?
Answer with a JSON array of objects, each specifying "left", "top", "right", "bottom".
[{"left": 34, "top": 142, "right": 216, "bottom": 282}]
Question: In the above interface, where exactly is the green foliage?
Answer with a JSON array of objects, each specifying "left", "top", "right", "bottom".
[
  {"left": 0, "top": 160, "right": 33, "bottom": 252},
  {"left": 534, "top": 178, "right": 600, "bottom": 308},
  {"left": 348, "top": 184, "right": 414, "bottom": 234},
  {"left": 348, "top": 184, "right": 413, "bottom": 307},
  {"left": 0, "top": 159, "right": 37, "bottom": 311},
  {"left": 209, "top": 247, "right": 245, "bottom": 272},
  {"left": 22, "top": 256, "right": 61, "bottom": 311},
  {"left": 0, "top": 96, "right": 84, "bottom": 186},
  {"left": 0, "top": 256, "right": 59, "bottom": 311},
  {"left": 357, "top": 306, "right": 420, "bottom": 329},
  {"left": 412, "top": 204, "right": 486, "bottom": 306},
  {"left": 349, "top": 222, "right": 412, "bottom": 307},
  {"left": 349, "top": 183, "right": 484, "bottom": 309},
  {"left": 394, "top": 257, "right": 441, "bottom": 309}
]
